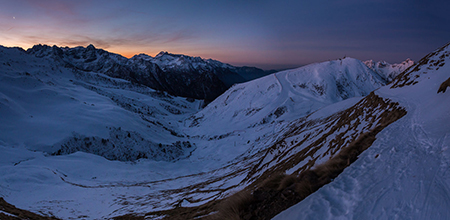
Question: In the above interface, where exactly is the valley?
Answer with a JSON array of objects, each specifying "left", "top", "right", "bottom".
[{"left": 1, "top": 42, "right": 449, "bottom": 220}]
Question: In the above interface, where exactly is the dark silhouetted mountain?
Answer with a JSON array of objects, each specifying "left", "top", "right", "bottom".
[{"left": 27, "top": 45, "right": 272, "bottom": 101}]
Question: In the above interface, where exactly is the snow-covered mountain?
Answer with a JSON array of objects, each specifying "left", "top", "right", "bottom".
[
  {"left": 132, "top": 51, "right": 275, "bottom": 82},
  {"left": 27, "top": 44, "right": 272, "bottom": 101},
  {"left": 1, "top": 41, "right": 448, "bottom": 220},
  {"left": 0, "top": 45, "right": 201, "bottom": 162},
  {"left": 364, "top": 58, "right": 414, "bottom": 82},
  {"left": 186, "top": 57, "right": 386, "bottom": 134},
  {"left": 272, "top": 43, "right": 450, "bottom": 220}
]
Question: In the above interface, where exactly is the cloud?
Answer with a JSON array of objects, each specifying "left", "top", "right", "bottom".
[
  {"left": 2, "top": 0, "right": 447, "bottom": 69},
  {"left": 7, "top": 25, "right": 197, "bottom": 57},
  {"left": 22, "top": 0, "right": 81, "bottom": 16}
]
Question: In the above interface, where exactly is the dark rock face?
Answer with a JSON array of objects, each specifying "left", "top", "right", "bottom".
[
  {"left": 438, "top": 77, "right": 450, "bottom": 93},
  {"left": 27, "top": 45, "right": 272, "bottom": 101},
  {"left": 51, "top": 128, "right": 195, "bottom": 162}
]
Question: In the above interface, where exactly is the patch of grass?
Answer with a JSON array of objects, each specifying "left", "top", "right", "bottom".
[
  {"left": 260, "top": 174, "right": 287, "bottom": 191},
  {"left": 438, "top": 77, "right": 450, "bottom": 93},
  {"left": 208, "top": 191, "right": 254, "bottom": 220},
  {"left": 277, "top": 175, "right": 296, "bottom": 191}
]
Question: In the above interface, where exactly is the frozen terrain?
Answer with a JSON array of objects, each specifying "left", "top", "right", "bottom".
[
  {"left": 27, "top": 44, "right": 273, "bottom": 101},
  {"left": 274, "top": 43, "right": 450, "bottom": 220},
  {"left": 1, "top": 42, "right": 445, "bottom": 220},
  {"left": 364, "top": 58, "right": 414, "bottom": 82}
]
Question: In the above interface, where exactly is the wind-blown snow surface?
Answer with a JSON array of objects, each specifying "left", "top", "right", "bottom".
[
  {"left": 0, "top": 45, "right": 411, "bottom": 219},
  {"left": 273, "top": 44, "right": 450, "bottom": 220}
]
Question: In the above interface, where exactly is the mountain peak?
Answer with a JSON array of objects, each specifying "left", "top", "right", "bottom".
[
  {"left": 21, "top": 44, "right": 271, "bottom": 100},
  {"left": 156, "top": 51, "right": 170, "bottom": 57},
  {"left": 86, "top": 44, "right": 96, "bottom": 50},
  {"left": 363, "top": 58, "right": 415, "bottom": 82},
  {"left": 131, "top": 53, "right": 152, "bottom": 60}
]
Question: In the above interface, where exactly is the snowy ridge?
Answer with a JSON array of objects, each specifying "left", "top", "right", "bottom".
[
  {"left": 391, "top": 42, "right": 450, "bottom": 88},
  {"left": 186, "top": 57, "right": 387, "bottom": 135},
  {"left": 134, "top": 51, "right": 232, "bottom": 71},
  {"left": 273, "top": 42, "right": 450, "bottom": 219},
  {"left": 130, "top": 51, "right": 275, "bottom": 90},
  {"left": 27, "top": 44, "right": 272, "bottom": 101},
  {"left": 0, "top": 45, "right": 199, "bottom": 161},
  {"left": 364, "top": 58, "right": 414, "bottom": 82}
]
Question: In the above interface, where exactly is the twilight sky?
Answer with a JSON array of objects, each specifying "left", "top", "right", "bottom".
[{"left": 0, "top": 0, "right": 449, "bottom": 70}]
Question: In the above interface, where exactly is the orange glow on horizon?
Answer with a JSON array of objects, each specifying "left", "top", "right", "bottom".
[{"left": 0, "top": 41, "right": 290, "bottom": 69}]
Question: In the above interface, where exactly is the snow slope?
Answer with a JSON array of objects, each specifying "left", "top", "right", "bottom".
[
  {"left": 179, "top": 58, "right": 389, "bottom": 170},
  {"left": 0, "top": 46, "right": 200, "bottom": 161},
  {"left": 273, "top": 43, "right": 450, "bottom": 220},
  {"left": 186, "top": 57, "right": 386, "bottom": 134},
  {"left": 0, "top": 43, "right": 421, "bottom": 219}
]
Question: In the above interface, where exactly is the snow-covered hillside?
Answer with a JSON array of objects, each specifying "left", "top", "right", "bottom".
[
  {"left": 1, "top": 41, "right": 446, "bottom": 220},
  {"left": 186, "top": 57, "right": 386, "bottom": 134},
  {"left": 273, "top": 43, "right": 450, "bottom": 220},
  {"left": 0, "top": 46, "right": 200, "bottom": 161}
]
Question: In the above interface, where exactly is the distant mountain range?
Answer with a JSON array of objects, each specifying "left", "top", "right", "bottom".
[
  {"left": 27, "top": 44, "right": 275, "bottom": 101},
  {"left": 25, "top": 44, "right": 413, "bottom": 103}
]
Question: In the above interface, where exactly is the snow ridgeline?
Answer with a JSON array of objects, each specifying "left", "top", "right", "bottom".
[
  {"left": 27, "top": 44, "right": 272, "bottom": 101},
  {"left": 186, "top": 57, "right": 391, "bottom": 135},
  {"left": 364, "top": 58, "right": 414, "bottom": 82},
  {"left": 272, "top": 42, "right": 450, "bottom": 220}
]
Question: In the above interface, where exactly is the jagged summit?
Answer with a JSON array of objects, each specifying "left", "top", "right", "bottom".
[
  {"left": 156, "top": 50, "right": 169, "bottom": 55},
  {"left": 86, "top": 44, "right": 96, "bottom": 50},
  {"left": 147, "top": 51, "right": 208, "bottom": 69},
  {"left": 130, "top": 53, "right": 151, "bottom": 60},
  {"left": 363, "top": 58, "right": 414, "bottom": 82}
]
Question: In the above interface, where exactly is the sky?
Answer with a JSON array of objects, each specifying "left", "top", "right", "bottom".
[{"left": 0, "top": 0, "right": 449, "bottom": 70}]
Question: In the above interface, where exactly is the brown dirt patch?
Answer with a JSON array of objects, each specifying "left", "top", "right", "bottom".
[{"left": 438, "top": 77, "right": 450, "bottom": 93}]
